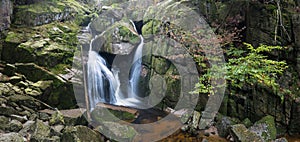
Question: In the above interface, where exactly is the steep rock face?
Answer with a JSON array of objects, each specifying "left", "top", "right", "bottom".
[{"left": 0, "top": 0, "right": 13, "bottom": 32}]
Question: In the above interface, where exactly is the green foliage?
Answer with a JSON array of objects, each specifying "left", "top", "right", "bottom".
[{"left": 192, "top": 43, "right": 289, "bottom": 100}]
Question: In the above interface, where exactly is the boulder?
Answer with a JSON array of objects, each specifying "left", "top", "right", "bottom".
[
  {"left": 249, "top": 115, "right": 277, "bottom": 141},
  {"left": 13, "top": 0, "right": 92, "bottom": 26},
  {"left": 95, "top": 121, "right": 137, "bottom": 141},
  {"left": 0, "top": 132, "right": 24, "bottom": 142},
  {"left": 216, "top": 115, "right": 240, "bottom": 138},
  {"left": 230, "top": 124, "right": 263, "bottom": 142},
  {"left": 61, "top": 126, "right": 103, "bottom": 142},
  {"left": 7, "top": 119, "right": 23, "bottom": 132}
]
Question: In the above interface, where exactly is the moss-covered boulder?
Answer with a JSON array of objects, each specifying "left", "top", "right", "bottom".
[
  {"left": 61, "top": 125, "right": 103, "bottom": 142},
  {"left": 231, "top": 124, "right": 263, "bottom": 142},
  {"left": 13, "top": 0, "right": 93, "bottom": 26},
  {"left": 249, "top": 115, "right": 277, "bottom": 142},
  {"left": 95, "top": 121, "right": 137, "bottom": 141}
]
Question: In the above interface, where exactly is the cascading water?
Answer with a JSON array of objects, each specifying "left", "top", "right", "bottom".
[
  {"left": 86, "top": 20, "right": 145, "bottom": 110},
  {"left": 128, "top": 20, "right": 144, "bottom": 98}
]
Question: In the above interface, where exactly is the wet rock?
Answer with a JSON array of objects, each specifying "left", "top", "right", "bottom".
[
  {"left": 92, "top": 21, "right": 139, "bottom": 55},
  {"left": 19, "top": 120, "right": 35, "bottom": 137},
  {"left": 230, "top": 124, "right": 263, "bottom": 142},
  {"left": 249, "top": 115, "right": 277, "bottom": 141},
  {"left": 0, "top": 132, "right": 24, "bottom": 142},
  {"left": 61, "top": 126, "right": 103, "bottom": 142}
]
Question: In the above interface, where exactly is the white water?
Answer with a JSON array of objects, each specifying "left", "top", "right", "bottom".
[{"left": 86, "top": 20, "right": 146, "bottom": 110}]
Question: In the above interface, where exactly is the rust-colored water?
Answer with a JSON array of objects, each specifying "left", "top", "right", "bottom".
[{"left": 286, "top": 135, "right": 300, "bottom": 142}]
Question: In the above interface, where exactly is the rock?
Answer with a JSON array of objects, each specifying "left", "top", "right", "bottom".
[
  {"left": 61, "top": 126, "right": 103, "bottom": 142},
  {"left": 0, "top": 116, "right": 9, "bottom": 131},
  {"left": 2, "top": 64, "right": 16, "bottom": 76},
  {"left": 51, "top": 124, "right": 65, "bottom": 134},
  {"left": 91, "top": 105, "right": 137, "bottom": 123},
  {"left": 10, "top": 114, "right": 28, "bottom": 123},
  {"left": 0, "top": 106, "right": 19, "bottom": 116},
  {"left": 230, "top": 124, "right": 263, "bottom": 142},
  {"left": 13, "top": 0, "right": 92, "bottom": 26},
  {"left": 38, "top": 112, "right": 50, "bottom": 121},
  {"left": 19, "top": 119, "right": 51, "bottom": 141},
  {"left": 7, "top": 119, "right": 23, "bottom": 132},
  {"left": 49, "top": 110, "right": 65, "bottom": 126},
  {"left": 249, "top": 115, "right": 277, "bottom": 141},
  {"left": 192, "top": 111, "right": 201, "bottom": 129},
  {"left": 92, "top": 21, "right": 139, "bottom": 55},
  {"left": 95, "top": 121, "right": 137, "bottom": 141},
  {"left": 32, "top": 80, "right": 53, "bottom": 90},
  {"left": 242, "top": 118, "right": 253, "bottom": 128},
  {"left": 0, "top": 132, "right": 24, "bottom": 142},
  {"left": 216, "top": 115, "right": 240, "bottom": 138},
  {"left": 8, "top": 94, "right": 42, "bottom": 110},
  {"left": 40, "top": 108, "right": 87, "bottom": 126},
  {"left": 275, "top": 137, "right": 288, "bottom": 142}
]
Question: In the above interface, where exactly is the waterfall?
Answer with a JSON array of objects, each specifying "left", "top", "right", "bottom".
[
  {"left": 86, "top": 20, "right": 146, "bottom": 110},
  {"left": 129, "top": 35, "right": 144, "bottom": 98}
]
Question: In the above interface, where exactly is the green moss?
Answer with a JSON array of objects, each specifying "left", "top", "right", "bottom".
[
  {"left": 256, "top": 115, "right": 277, "bottom": 141},
  {"left": 142, "top": 20, "right": 161, "bottom": 36}
]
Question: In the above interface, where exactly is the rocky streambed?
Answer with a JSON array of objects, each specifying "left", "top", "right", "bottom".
[{"left": 0, "top": 0, "right": 300, "bottom": 141}]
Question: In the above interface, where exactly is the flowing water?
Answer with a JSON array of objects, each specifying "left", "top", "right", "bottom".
[{"left": 86, "top": 20, "right": 145, "bottom": 110}]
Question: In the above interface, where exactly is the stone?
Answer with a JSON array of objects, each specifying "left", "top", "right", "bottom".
[
  {"left": 0, "top": 132, "right": 24, "bottom": 142},
  {"left": 7, "top": 119, "right": 23, "bottom": 132},
  {"left": 8, "top": 94, "right": 41, "bottom": 110},
  {"left": 0, "top": 116, "right": 9, "bottom": 131},
  {"left": 230, "top": 124, "right": 263, "bottom": 142},
  {"left": 242, "top": 118, "right": 253, "bottom": 128},
  {"left": 21, "top": 120, "right": 51, "bottom": 140},
  {"left": 2, "top": 64, "right": 16, "bottom": 76},
  {"left": 49, "top": 110, "right": 65, "bottom": 126},
  {"left": 95, "top": 121, "right": 137, "bottom": 141},
  {"left": 249, "top": 115, "right": 277, "bottom": 141},
  {"left": 13, "top": 0, "right": 91, "bottom": 26},
  {"left": 10, "top": 114, "right": 28, "bottom": 123},
  {"left": 61, "top": 126, "right": 103, "bottom": 142},
  {"left": 40, "top": 108, "right": 87, "bottom": 126},
  {"left": 192, "top": 111, "right": 201, "bottom": 129},
  {"left": 275, "top": 137, "right": 288, "bottom": 142}
]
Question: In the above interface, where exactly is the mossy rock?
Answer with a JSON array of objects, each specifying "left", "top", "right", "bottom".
[
  {"left": 94, "top": 21, "right": 140, "bottom": 54},
  {"left": 61, "top": 126, "right": 103, "bottom": 142},
  {"left": 95, "top": 121, "right": 137, "bottom": 141},
  {"left": 231, "top": 124, "right": 263, "bottom": 142},
  {"left": 250, "top": 115, "right": 277, "bottom": 142},
  {"left": 13, "top": 0, "right": 92, "bottom": 26}
]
